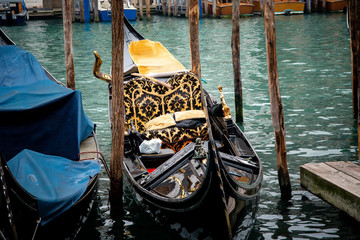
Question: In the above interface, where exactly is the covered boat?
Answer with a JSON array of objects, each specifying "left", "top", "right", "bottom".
[
  {"left": 0, "top": 0, "right": 28, "bottom": 26},
  {"left": 0, "top": 29, "right": 102, "bottom": 239},
  {"left": 203, "top": 0, "right": 254, "bottom": 16},
  {"left": 93, "top": 18, "right": 262, "bottom": 239}
]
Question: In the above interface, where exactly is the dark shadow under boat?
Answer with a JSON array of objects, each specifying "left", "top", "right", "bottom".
[
  {"left": 93, "top": 17, "right": 263, "bottom": 239},
  {"left": 0, "top": 29, "right": 102, "bottom": 240}
]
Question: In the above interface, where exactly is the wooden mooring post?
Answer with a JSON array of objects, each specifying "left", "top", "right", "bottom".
[
  {"left": 189, "top": 0, "right": 201, "bottom": 77},
  {"left": 79, "top": 0, "right": 85, "bottom": 22},
  {"left": 232, "top": 0, "right": 243, "bottom": 124},
  {"left": 212, "top": 0, "right": 216, "bottom": 17},
  {"left": 139, "top": 0, "right": 144, "bottom": 20},
  {"left": 62, "top": 0, "right": 75, "bottom": 90},
  {"left": 349, "top": 0, "right": 360, "bottom": 163},
  {"left": 263, "top": 0, "right": 291, "bottom": 199},
  {"left": 93, "top": 0, "right": 99, "bottom": 22},
  {"left": 109, "top": 0, "right": 125, "bottom": 217},
  {"left": 146, "top": 0, "right": 151, "bottom": 19}
]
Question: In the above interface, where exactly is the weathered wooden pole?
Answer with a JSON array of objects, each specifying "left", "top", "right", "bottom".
[
  {"left": 349, "top": 0, "right": 360, "bottom": 163},
  {"left": 212, "top": 0, "right": 216, "bottom": 17},
  {"left": 71, "top": 0, "right": 75, "bottom": 22},
  {"left": 93, "top": 0, "right": 99, "bottom": 22},
  {"left": 146, "top": 0, "right": 151, "bottom": 19},
  {"left": 80, "top": 0, "right": 85, "bottom": 22},
  {"left": 139, "top": 0, "right": 144, "bottom": 19},
  {"left": 186, "top": 0, "right": 189, "bottom": 17},
  {"left": 174, "top": 0, "right": 178, "bottom": 16},
  {"left": 189, "top": 0, "right": 201, "bottom": 78},
  {"left": 306, "top": 0, "right": 311, "bottom": 13},
  {"left": 109, "top": 0, "right": 125, "bottom": 217},
  {"left": 168, "top": 0, "right": 171, "bottom": 16},
  {"left": 163, "top": 0, "right": 167, "bottom": 15},
  {"left": 232, "top": 0, "right": 243, "bottom": 124},
  {"left": 314, "top": 0, "right": 318, "bottom": 12},
  {"left": 204, "top": 0, "right": 208, "bottom": 16},
  {"left": 263, "top": 0, "right": 291, "bottom": 199},
  {"left": 63, "top": 0, "right": 75, "bottom": 89}
]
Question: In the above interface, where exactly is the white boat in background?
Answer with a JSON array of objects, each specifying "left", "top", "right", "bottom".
[{"left": 98, "top": 0, "right": 137, "bottom": 22}]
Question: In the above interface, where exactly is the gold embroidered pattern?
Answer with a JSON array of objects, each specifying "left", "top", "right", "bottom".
[{"left": 124, "top": 72, "right": 208, "bottom": 152}]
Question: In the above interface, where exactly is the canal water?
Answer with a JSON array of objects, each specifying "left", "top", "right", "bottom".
[{"left": 2, "top": 12, "right": 360, "bottom": 239}]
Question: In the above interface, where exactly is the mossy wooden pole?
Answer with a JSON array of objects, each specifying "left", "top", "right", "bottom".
[
  {"left": 349, "top": 0, "right": 360, "bottom": 163},
  {"left": 189, "top": 0, "right": 201, "bottom": 78},
  {"left": 232, "top": 0, "right": 243, "bottom": 124},
  {"left": 63, "top": 0, "right": 75, "bottom": 90},
  {"left": 110, "top": 0, "right": 125, "bottom": 217},
  {"left": 264, "top": 0, "right": 291, "bottom": 199},
  {"left": 146, "top": 0, "right": 150, "bottom": 19}
]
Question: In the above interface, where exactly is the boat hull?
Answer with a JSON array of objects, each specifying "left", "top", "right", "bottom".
[
  {"left": 124, "top": 147, "right": 260, "bottom": 239},
  {"left": 124, "top": 8, "right": 137, "bottom": 20},
  {"left": 326, "top": 0, "right": 347, "bottom": 12},
  {"left": 203, "top": 1, "right": 254, "bottom": 16},
  {"left": 253, "top": 0, "right": 261, "bottom": 14},
  {"left": 99, "top": 8, "right": 136, "bottom": 21},
  {"left": 98, "top": 9, "right": 111, "bottom": 21},
  {"left": 274, "top": 1, "right": 305, "bottom": 15},
  {"left": 0, "top": 10, "right": 27, "bottom": 26}
]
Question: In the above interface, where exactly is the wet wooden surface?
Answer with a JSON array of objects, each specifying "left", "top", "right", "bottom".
[{"left": 300, "top": 161, "right": 360, "bottom": 222}]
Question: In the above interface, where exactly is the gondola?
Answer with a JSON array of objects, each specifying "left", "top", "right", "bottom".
[
  {"left": 0, "top": 29, "right": 102, "bottom": 239},
  {"left": 93, "top": 18, "right": 262, "bottom": 239}
]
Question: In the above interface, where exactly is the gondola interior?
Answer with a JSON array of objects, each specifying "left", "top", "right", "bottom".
[{"left": 121, "top": 71, "right": 260, "bottom": 199}]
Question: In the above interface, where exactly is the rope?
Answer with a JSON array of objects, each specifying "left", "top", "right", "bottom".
[
  {"left": 78, "top": 151, "right": 111, "bottom": 179},
  {"left": 31, "top": 218, "right": 41, "bottom": 240}
]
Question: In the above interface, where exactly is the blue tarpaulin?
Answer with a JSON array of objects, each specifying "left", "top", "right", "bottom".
[
  {"left": 0, "top": 45, "right": 98, "bottom": 225},
  {"left": 8, "top": 149, "right": 101, "bottom": 225},
  {"left": 0, "top": 45, "right": 94, "bottom": 160}
]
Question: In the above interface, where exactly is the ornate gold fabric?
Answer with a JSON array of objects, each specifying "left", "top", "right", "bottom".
[
  {"left": 124, "top": 72, "right": 208, "bottom": 152},
  {"left": 143, "top": 123, "right": 208, "bottom": 152}
]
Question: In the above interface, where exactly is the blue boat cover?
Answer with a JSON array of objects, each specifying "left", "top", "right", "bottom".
[
  {"left": 0, "top": 45, "right": 94, "bottom": 160},
  {"left": 0, "top": 45, "right": 98, "bottom": 225},
  {"left": 8, "top": 149, "right": 101, "bottom": 226}
]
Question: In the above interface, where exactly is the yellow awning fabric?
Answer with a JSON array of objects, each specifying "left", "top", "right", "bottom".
[{"left": 129, "top": 39, "right": 186, "bottom": 76}]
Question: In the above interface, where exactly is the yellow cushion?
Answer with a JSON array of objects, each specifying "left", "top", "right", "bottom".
[
  {"left": 129, "top": 39, "right": 186, "bottom": 75},
  {"left": 144, "top": 113, "right": 176, "bottom": 131},
  {"left": 174, "top": 110, "right": 205, "bottom": 122}
]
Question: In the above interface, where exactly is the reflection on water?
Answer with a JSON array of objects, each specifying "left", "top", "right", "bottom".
[{"left": 2, "top": 12, "right": 360, "bottom": 239}]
